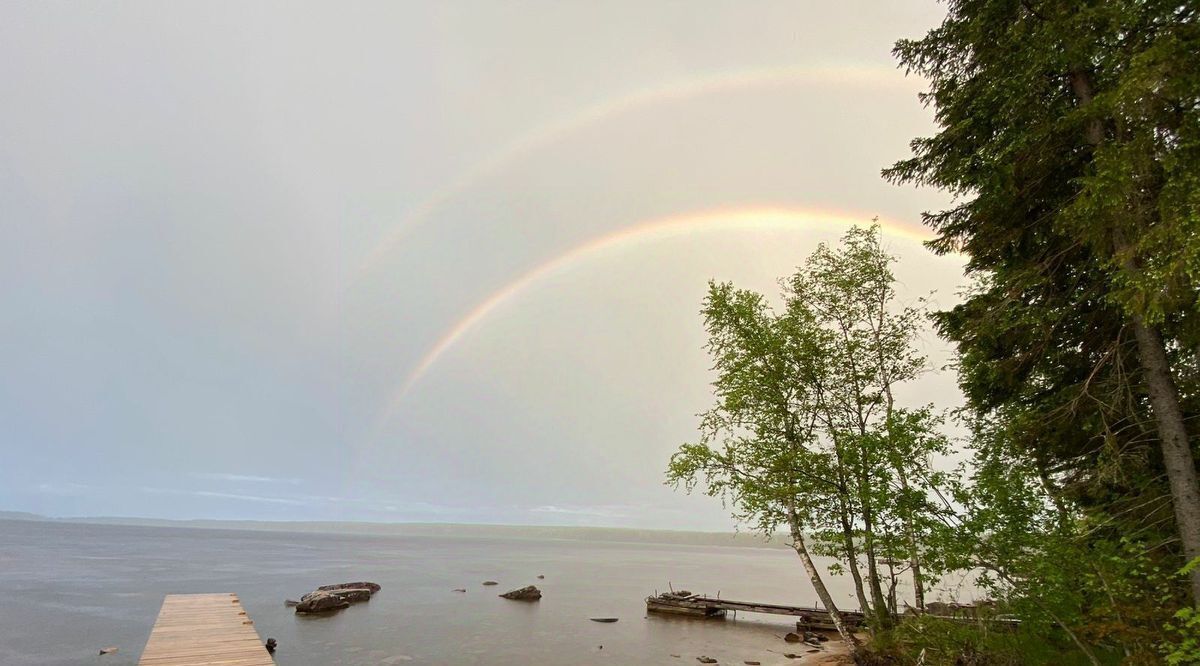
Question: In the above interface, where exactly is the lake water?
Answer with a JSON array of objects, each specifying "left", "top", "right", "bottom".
[{"left": 0, "top": 519, "right": 875, "bottom": 665}]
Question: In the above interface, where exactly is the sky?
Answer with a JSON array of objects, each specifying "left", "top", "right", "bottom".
[{"left": 0, "top": 1, "right": 966, "bottom": 531}]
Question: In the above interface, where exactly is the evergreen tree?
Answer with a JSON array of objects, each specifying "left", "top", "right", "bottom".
[{"left": 887, "top": 0, "right": 1200, "bottom": 604}]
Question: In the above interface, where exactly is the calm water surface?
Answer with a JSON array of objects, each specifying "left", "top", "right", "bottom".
[{"left": 0, "top": 520, "right": 870, "bottom": 665}]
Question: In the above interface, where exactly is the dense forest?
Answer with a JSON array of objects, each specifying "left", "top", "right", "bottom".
[{"left": 669, "top": 2, "right": 1200, "bottom": 664}]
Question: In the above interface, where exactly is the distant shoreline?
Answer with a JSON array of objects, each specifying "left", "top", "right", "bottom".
[{"left": 0, "top": 511, "right": 789, "bottom": 550}]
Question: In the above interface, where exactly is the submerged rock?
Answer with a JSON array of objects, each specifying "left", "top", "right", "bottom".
[
  {"left": 499, "top": 585, "right": 542, "bottom": 601},
  {"left": 697, "top": 657, "right": 718, "bottom": 664},
  {"left": 295, "top": 591, "right": 351, "bottom": 614},
  {"left": 482, "top": 581, "right": 499, "bottom": 586},
  {"left": 284, "top": 599, "right": 300, "bottom": 607}
]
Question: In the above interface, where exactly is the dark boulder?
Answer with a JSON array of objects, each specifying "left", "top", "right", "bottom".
[
  {"left": 784, "top": 632, "right": 801, "bottom": 643},
  {"left": 317, "top": 581, "right": 381, "bottom": 594},
  {"left": 482, "top": 581, "right": 499, "bottom": 586},
  {"left": 294, "top": 591, "right": 351, "bottom": 614},
  {"left": 295, "top": 582, "right": 377, "bottom": 611},
  {"left": 320, "top": 588, "right": 373, "bottom": 603},
  {"left": 499, "top": 585, "right": 542, "bottom": 601}
]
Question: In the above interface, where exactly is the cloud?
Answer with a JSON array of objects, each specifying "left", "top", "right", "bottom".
[
  {"left": 530, "top": 504, "right": 635, "bottom": 518},
  {"left": 140, "top": 487, "right": 309, "bottom": 506},
  {"left": 191, "top": 473, "right": 301, "bottom": 485},
  {"left": 34, "top": 482, "right": 92, "bottom": 496}
]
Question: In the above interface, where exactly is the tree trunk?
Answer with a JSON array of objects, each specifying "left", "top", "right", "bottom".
[
  {"left": 833, "top": 461, "right": 872, "bottom": 616},
  {"left": 838, "top": 497, "right": 872, "bottom": 615},
  {"left": 896, "top": 469, "right": 926, "bottom": 611},
  {"left": 858, "top": 459, "right": 892, "bottom": 627},
  {"left": 790, "top": 518, "right": 860, "bottom": 649},
  {"left": 1129, "top": 317, "right": 1200, "bottom": 603}
]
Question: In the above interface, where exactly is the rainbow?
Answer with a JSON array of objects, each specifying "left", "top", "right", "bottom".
[
  {"left": 353, "top": 64, "right": 921, "bottom": 280},
  {"left": 373, "top": 206, "right": 933, "bottom": 430}
]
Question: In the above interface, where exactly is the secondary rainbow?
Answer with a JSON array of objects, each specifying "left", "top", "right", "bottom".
[
  {"left": 353, "top": 64, "right": 922, "bottom": 281},
  {"left": 373, "top": 206, "right": 933, "bottom": 431}
]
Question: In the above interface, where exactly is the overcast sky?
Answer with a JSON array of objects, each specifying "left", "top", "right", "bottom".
[{"left": 0, "top": 1, "right": 965, "bottom": 530}]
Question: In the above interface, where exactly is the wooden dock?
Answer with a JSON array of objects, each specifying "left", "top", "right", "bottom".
[
  {"left": 646, "top": 591, "right": 865, "bottom": 630},
  {"left": 138, "top": 593, "right": 274, "bottom": 666}
]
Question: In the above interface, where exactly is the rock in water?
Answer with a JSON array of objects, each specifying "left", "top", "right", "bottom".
[
  {"left": 452, "top": 588, "right": 466, "bottom": 593},
  {"left": 499, "top": 585, "right": 542, "bottom": 601},
  {"left": 294, "top": 591, "right": 351, "bottom": 614},
  {"left": 317, "top": 581, "right": 381, "bottom": 594},
  {"left": 284, "top": 599, "right": 300, "bottom": 607},
  {"left": 98, "top": 647, "right": 118, "bottom": 656},
  {"left": 697, "top": 657, "right": 718, "bottom": 664},
  {"left": 302, "top": 588, "right": 373, "bottom": 604},
  {"left": 329, "top": 588, "right": 374, "bottom": 603},
  {"left": 537, "top": 574, "right": 545, "bottom": 579},
  {"left": 265, "top": 638, "right": 277, "bottom": 654},
  {"left": 482, "top": 581, "right": 499, "bottom": 586}
]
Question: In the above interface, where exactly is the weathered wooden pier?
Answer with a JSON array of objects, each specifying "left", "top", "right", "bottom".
[
  {"left": 138, "top": 593, "right": 274, "bottom": 666},
  {"left": 647, "top": 590, "right": 1022, "bottom": 632},
  {"left": 646, "top": 591, "right": 865, "bottom": 631}
]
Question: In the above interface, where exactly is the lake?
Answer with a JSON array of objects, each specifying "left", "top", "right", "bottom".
[{"left": 0, "top": 519, "right": 884, "bottom": 665}]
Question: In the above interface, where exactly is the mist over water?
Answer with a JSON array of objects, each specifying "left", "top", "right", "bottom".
[{"left": 0, "top": 520, "right": 974, "bottom": 665}]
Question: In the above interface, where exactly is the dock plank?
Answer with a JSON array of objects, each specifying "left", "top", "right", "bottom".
[{"left": 138, "top": 594, "right": 274, "bottom": 666}]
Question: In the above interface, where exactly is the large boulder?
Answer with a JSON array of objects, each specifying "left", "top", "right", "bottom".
[
  {"left": 311, "top": 588, "right": 373, "bottom": 604},
  {"left": 499, "top": 585, "right": 542, "bottom": 601},
  {"left": 317, "top": 581, "right": 381, "bottom": 594},
  {"left": 295, "top": 590, "right": 351, "bottom": 614},
  {"left": 337, "top": 588, "right": 373, "bottom": 602}
]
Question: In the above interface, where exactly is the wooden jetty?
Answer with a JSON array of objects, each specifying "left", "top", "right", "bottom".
[
  {"left": 646, "top": 591, "right": 865, "bottom": 630},
  {"left": 138, "top": 593, "right": 274, "bottom": 666}
]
